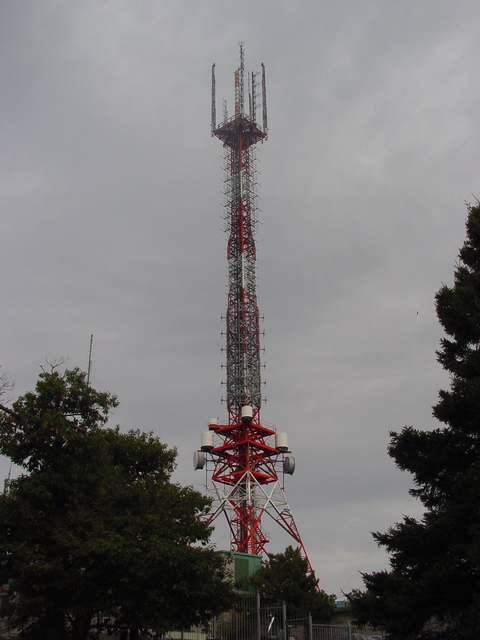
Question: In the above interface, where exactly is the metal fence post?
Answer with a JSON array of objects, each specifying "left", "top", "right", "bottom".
[
  {"left": 257, "top": 591, "right": 261, "bottom": 640},
  {"left": 308, "top": 614, "right": 312, "bottom": 640},
  {"left": 282, "top": 602, "right": 287, "bottom": 640}
]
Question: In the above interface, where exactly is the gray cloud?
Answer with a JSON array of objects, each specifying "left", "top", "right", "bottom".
[{"left": 1, "top": 0, "right": 479, "bottom": 596}]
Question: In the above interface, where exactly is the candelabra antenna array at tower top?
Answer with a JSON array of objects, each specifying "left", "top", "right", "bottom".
[
  {"left": 196, "top": 43, "right": 315, "bottom": 579},
  {"left": 211, "top": 42, "right": 267, "bottom": 141}
]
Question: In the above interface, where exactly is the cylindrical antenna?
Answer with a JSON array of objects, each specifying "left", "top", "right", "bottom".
[
  {"left": 234, "top": 69, "right": 240, "bottom": 118},
  {"left": 211, "top": 64, "right": 216, "bottom": 133},
  {"left": 248, "top": 72, "right": 252, "bottom": 121},
  {"left": 251, "top": 71, "right": 256, "bottom": 123},
  {"left": 239, "top": 41, "right": 245, "bottom": 115},
  {"left": 261, "top": 63, "right": 268, "bottom": 138},
  {"left": 86, "top": 334, "right": 93, "bottom": 388}
]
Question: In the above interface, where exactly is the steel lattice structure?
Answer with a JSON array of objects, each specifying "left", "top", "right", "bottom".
[{"left": 194, "top": 45, "right": 312, "bottom": 568}]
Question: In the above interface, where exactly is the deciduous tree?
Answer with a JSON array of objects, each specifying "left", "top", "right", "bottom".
[
  {"left": 0, "top": 366, "right": 235, "bottom": 640},
  {"left": 249, "top": 546, "right": 334, "bottom": 620}
]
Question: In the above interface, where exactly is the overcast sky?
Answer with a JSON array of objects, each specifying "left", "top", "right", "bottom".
[{"left": 2, "top": 0, "right": 480, "bottom": 598}]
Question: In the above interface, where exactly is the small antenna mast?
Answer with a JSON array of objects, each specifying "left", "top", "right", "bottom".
[
  {"left": 261, "top": 63, "right": 268, "bottom": 138},
  {"left": 3, "top": 462, "right": 12, "bottom": 494},
  {"left": 251, "top": 71, "right": 256, "bottom": 123},
  {"left": 239, "top": 42, "right": 245, "bottom": 115},
  {"left": 211, "top": 64, "right": 216, "bottom": 134},
  {"left": 86, "top": 334, "right": 93, "bottom": 387}
]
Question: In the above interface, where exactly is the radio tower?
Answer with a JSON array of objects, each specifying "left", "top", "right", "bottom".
[{"left": 194, "top": 44, "right": 312, "bottom": 568}]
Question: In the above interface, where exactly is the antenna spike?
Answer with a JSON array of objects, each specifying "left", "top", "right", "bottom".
[
  {"left": 211, "top": 64, "right": 216, "bottom": 134},
  {"left": 261, "top": 63, "right": 268, "bottom": 137},
  {"left": 251, "top": 71, "right": 256, "bottom": 123},
  {"left": 239, "top": 41, "right": 245, "bottom": 115},
  {"left": 86, "top": 334, "right": 93, "bottom": 388}
]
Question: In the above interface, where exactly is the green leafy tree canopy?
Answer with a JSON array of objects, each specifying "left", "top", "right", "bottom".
[
  {"left": 249, "top": 545, "right": 334, "bottom": 620},
  {"left": 0, "top": 365, "right": 235, "bottom": 640}
]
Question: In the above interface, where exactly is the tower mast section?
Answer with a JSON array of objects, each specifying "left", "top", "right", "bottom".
[{"left": 197, "top": 45, "right": 313, "bottom": 572}]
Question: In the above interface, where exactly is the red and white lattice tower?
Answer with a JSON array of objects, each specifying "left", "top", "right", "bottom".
[{"left": 194, "top": 44, "right": 312, "bottom": 568}]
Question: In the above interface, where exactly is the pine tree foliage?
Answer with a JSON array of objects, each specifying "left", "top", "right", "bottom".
[
  {"left": 349, "top": 204, "right": 480, "bottom": 640},
  {"left": 0, "top": 366, "right": 235, "bottom": 640}
]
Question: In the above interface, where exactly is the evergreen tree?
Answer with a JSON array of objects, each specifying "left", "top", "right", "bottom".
[
  {"left": 249, "top": 546, "right": 334, "bottom": 620},
  {"left": 0, "top": 366, "right": 235, "bottom": 640},
  {"left": 349, "top": 203, "right": 480, "bottom": 639}
]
